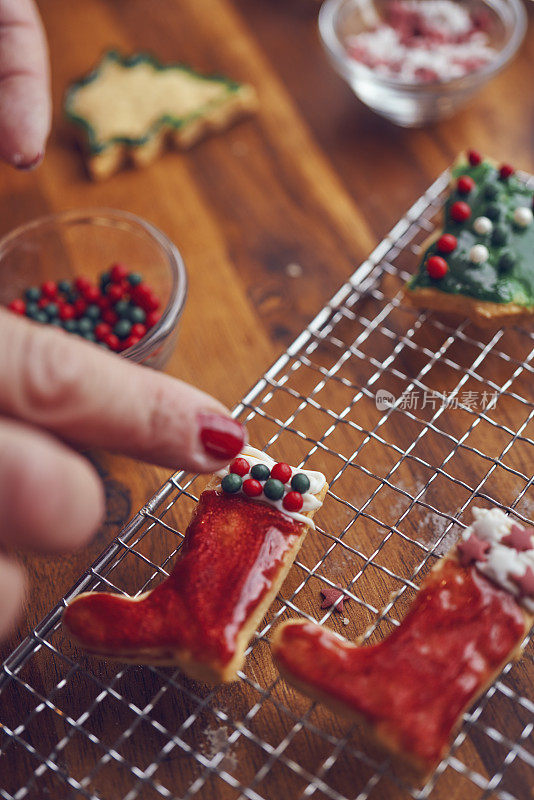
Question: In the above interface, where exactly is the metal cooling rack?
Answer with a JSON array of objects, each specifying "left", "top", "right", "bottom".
[{"left": 1, "top": 169, "right": 533, "bottom": 800}]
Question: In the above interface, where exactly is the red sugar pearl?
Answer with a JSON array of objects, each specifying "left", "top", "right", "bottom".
[
  {"left": 106, "top": 284, "right": 123, "bottom": 304},
  {"left": 41, "top": 280, "right": 57, "bottom": 299},
  {"left": 75, "top": 276, "right": 92, "bottom": 294},
  {"left": 499, "top": 163, "right": 514, "bottom": 180},
  {"left": 59, "top": 304, "right": 75, "bottom": 321},
  {"left": 73, "top": 298, "right": 87, "bottom": 318},
  {"left": 467, "top": 149, "right": 482, "bottom": 166},
  {"left": 243, "top": 478, "right": 263, "bottom": 497},
  {"left": 283, "top": 491, "right": 304, "bottom": 512},
  {"left": 104, "top": 332, "right": 120, "bottom": 351},
  {"left": 132, "top": 284, "right": 159, "bottom": 312},
  {"left": 97, "top": 295, "right": 111, "bottom": 311},
  {"left": 230, "top": 457, "right": 250, "bottom": 476},
  {"left": 102, "top": 308, "right": 118, "bottom": 326},
  {"left": 437, "top": 234, "right": 457, "bottom": 254},
  {"left": 38, "top": 297, "right": 49, "bottom": 310},
  {"left": 426, "top": 255, "right": 448, "bottom": 280},
  {"left": 110, "top": 262, "right": 129, "bottom": 283},
  {"left": 83, "top": 285, "right": 101, "bottom": 304},
  {"left": 122, "top": 334, "right": 141, "bottom": 350},
  {"left": 450, "top": 201, "right": 471, "bottom": 223},
  {"left": 457, "top": 175, "right": 474, "bottom": 195},
  {"left": 8, "top": 298, "right": 26, "bottom": 315},
  {"left": 271, "top": 462, "right": 292, "bottom": 484},
  {"left": 146, "top": 310, "right": 161, "bottom": 328},
  {"left": 94, "top": 322, "right": 111, "bottom": 341},
  {"left": 130, "top": 323, "right": 147, "bottom": 339}
]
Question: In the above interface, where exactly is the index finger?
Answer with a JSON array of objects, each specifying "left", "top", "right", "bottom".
[
  {"left": 0, "top": 311, "right": 247, "bottom": 472},
  {"left": 0, "top": 0, "right": 51, "bottom": 167}
]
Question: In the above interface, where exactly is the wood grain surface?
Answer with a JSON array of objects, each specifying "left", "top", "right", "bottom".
[{"left": 1, "top": 0, "right": 533, "bottom": 798}]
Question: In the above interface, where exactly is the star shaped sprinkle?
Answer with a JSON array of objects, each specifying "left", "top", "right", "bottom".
[
  {"left": 457, "top": 533, "right": 490, "bottom": 567},
  {"left": 510, "top": 566, "right": 534, "bottom": 599},
  {"left": 501, "top": 524, "right": 534, "bottom": 553},
  {"left": 320, "top": 585, "right": 348, "bottom": 614}
]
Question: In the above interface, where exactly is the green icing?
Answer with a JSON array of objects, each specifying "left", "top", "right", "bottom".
[
  {"left": 409, "top": 160, "right": 534, "bottom": 306},
  {"left": 64, "top": 51, "right": 244, "bottom": 155}
]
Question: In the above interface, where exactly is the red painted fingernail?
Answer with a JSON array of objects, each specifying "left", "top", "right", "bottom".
[
  {"left": 15, "top": 151, "right": 44, "bottom": 171},
  {"left": 198, "top": 413, "right": 247, "bottom": 460}
]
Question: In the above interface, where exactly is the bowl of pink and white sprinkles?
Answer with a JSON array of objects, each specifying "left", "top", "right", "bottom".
[{"left": 319, "top": 0, "right": 526, "bottom": 126}]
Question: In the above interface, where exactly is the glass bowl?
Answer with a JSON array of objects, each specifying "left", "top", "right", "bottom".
[
  {"left": 0, "top": 209, "right": 187, "bottom": 370},
  {"left": 318, "top": 0, "right": 527, "bottom": 127}
]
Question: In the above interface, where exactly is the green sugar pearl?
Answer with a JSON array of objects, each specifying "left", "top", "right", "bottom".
[
  {"left": 291, "top": 473, "right": 310, "bottom": 494},
  {"left": 128, "top": 272, "right": 143, "bottom": 287},
  {"left": 114, "top": 319, "right": 132, "bottom": 339},
  {"left": 263, "top": 478, "right": 285, "bottom": 501},
  {"left": 25, "top": 286, "right": 41, "bottom": 302},
  {"left": 45, "top": 303, "right": 59, "bottom": 318},
  {"left": 86, "top": 304, "right": 101, "bottom": 320},
  {"left": 491, "top": 225, "right": 508, "bottom": 247},
  {"left": 250, "top": 463, "right": 270, "bottom": 481},
  {"left": 221, "top": 473, "right": 242, "bottom": 493},
  {"left": 77, "top": 317, "right": 94, "bottom": 334},
  {"left": 58, "top": 279, "right": 72, "bottom": 294},
  {"left": 484, "top": 182, "right": 499, "bottom": 200},
  {"left": 114, "top": 299, "right": 130, "bottom": 317},
  {"left": 485, "top": 203, "right": 502, "bottom": 221},
  {"left": 128, "top": 305, "right": 146, "bottom": 324},
  {"left": 498, "top": 251, "right": 516, "bottom": 272}
]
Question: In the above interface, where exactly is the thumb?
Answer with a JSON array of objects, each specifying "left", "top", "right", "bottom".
[{"left": 0, "top": 0, "right": 51, "bottom": 168}]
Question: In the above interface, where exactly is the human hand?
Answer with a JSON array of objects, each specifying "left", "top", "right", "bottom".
[
  {"left": 0, "top": 0, "right": 51, "bottom": 168},
  {"left": 0, "top": 311, "right": 247, "bottom": 639}
]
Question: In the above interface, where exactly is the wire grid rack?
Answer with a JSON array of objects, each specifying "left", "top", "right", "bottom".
[{"left": 1, "top": 169, "right": 534, "bottom": 800}]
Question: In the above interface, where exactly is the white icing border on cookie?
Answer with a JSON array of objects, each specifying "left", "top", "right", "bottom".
[
  {"left": 215, "top": 445, "right": 326, "bottom": 529},
  {"left": 461, "top": 507, "right": 534, "bottom": 613}
]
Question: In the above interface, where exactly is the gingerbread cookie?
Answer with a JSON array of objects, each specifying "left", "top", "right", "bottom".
[
  {"left": 272, "top": 508, "right": 533, "bottom": 777},
  {"left": 65, "top": 51, "right": 257, "bottom": 180},
  {"left": 63, "top": 446, "right": 327, "bottom": 683},
  {"left": 404, "top": 151, "right": 534, "bottom": 327}
]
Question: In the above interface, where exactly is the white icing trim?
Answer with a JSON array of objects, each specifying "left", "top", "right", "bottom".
[
  {"left": 215, "top": 445, "right": 326, "bottom": 529},
  {"left": 461, "top": 507, "right": 534, "bottom": 613}
]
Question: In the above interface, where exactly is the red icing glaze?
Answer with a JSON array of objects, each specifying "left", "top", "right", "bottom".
[
  {"left": 64, "top": 490, "right": 302, "bottom": 666},
  {"left": 274, "top": 559, "right": 526, "bottom": 770}
]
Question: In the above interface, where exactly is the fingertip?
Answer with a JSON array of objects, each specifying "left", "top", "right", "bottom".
[{"left": 0, "top": 555, "right": 26, "bottom": 641}]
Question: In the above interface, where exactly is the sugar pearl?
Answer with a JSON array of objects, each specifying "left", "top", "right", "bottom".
[
  {"left": 473, "top": 216, "right": 493, "bottom": 235},
  {"left": 469, "top": 244, "right": 489, "bottom": 264},
  {"left": 513, "top": 206, "right": 533, "bottom": 228}
]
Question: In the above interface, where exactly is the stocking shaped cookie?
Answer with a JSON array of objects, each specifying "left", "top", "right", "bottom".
[
  {"left": 63, "top": 446, "right": 326, "bottom": 683},
  {"left": 404, "top": 151, "right": 534, "bottom": 327},
  {"left": 272, "top": 508, "right": 533, "bottom": 776}
]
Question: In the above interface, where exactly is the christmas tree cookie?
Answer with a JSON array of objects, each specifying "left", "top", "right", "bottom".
[
  {"left": 65, "top": 51, "right": 257, "bottom": 180},
  {"left": 272, "top": 508, "right": 533, "bottom": 777},
  {"left": 63, "top": 446, "right": 327, "bottom": 683},
  {"left": 404, "top": 151, "right": 534, "bottom": 327}
]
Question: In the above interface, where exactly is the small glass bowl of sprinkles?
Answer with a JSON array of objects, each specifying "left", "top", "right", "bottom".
[
  {"left": 319, "top": 0, "right": 527, "bottom": 126},
  {"left": 0, "top": 209, "right": 187, "bottom": 370}
]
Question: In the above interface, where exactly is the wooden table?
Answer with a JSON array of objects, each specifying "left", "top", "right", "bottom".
[{"left": 1, "top": 0, "right": 533, "bottom": 797}]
